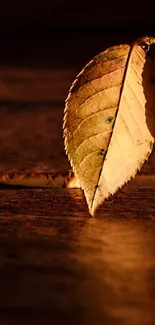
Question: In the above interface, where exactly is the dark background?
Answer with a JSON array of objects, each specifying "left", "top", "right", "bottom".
[{"left": 0, "top": 0, "right": 154, "bottom": 68}]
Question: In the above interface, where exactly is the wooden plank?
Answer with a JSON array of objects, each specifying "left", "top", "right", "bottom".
[
  {"left": 0, "top": 186, "right": 155, "bottom": 324},
  {"left": 0, "top": 105, "right": 69, "bottom": 174},
  {"left": 0, "top": 68, "right": 75, "bottom": 102},
  {"left": 0, "top": 179, "right": 155, "bottom": 219}
]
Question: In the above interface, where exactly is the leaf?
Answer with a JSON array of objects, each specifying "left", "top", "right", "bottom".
[{"left": 63, "top": 36, "right": 155, "bottom": 216}]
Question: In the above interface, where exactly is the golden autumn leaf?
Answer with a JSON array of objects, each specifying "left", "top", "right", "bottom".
[{"left": 63, "top": 36, "right": 155, "bottom": 216}]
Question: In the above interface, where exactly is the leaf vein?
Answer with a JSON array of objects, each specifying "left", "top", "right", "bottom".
[
  {"left": 125, "top": 80, "right": 144, "bottom": 109},
  {"left": 130, "top": 62, "right": 142, "bottom": 80},
  {"left": 75, "top": 131, "right": 112, "bottom": 153},
  {"left": 79, "top": 150, "right": 102, "bottom": 167},
  {"left": 72, "top": 107, "right": 117, "bottom": 137},
  {"left": 135, "top": 48, "right": 145, "bottom": 63}
]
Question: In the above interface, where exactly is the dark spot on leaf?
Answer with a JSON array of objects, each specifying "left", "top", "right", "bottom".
[
  {"left": 136, "top": 140, "right": 143, "bottom": 146},
  {"left": 95, "top": 185, "right": 98, "bottom": 189},
  {"left": 97, "top": 149, "right": 107, "bottom": 156},
  {"left": 105, "top": 116, "right": 114, "bottom": 124}
]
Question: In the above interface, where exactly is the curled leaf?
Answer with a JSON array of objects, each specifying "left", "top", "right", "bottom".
[{"left": 64, "top": 36, "right": 155, "bottom": 216}]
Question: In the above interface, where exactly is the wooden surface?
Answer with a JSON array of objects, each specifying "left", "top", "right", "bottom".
[
  {"left": 0, "top": 105, "right": 69, "bottom": 174},
  {"left": 0, "top": 182, "right": 155, "bottom": 325}
]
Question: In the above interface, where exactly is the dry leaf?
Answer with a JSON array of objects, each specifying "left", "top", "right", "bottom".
[{"left": 63, "top": 36, "right": 155, "bottom": 216}]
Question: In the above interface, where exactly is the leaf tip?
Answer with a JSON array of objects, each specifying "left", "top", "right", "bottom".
[{"left": 89, "top": 206, "right": 96, "bottom": 217}]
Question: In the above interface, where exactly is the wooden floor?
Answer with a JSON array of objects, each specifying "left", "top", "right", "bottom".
[{"left": 0, "top": 178, "right": 155, "bottom": 324}]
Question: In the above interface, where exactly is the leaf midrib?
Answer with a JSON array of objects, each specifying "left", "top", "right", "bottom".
[{"left": 91, "top": 44, "right": 134, "bottom": 214}]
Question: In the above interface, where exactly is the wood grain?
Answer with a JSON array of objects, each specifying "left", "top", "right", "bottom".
[
  {"left": 0, "top": 105, "right": 69, "bottom": 174},
  {"left": 0, "top": 68, "right": 75, "bottom": 102},
  {"left": 0, "top": 176, "right": 155, "bottom": 220},
  {"left": 0, "top": 185, "right": 155, "bottom": 324}
]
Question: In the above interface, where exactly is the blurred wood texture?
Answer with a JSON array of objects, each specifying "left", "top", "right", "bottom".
[{"left": 0, "top": 185, "right": 155, "bottom": 325}]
